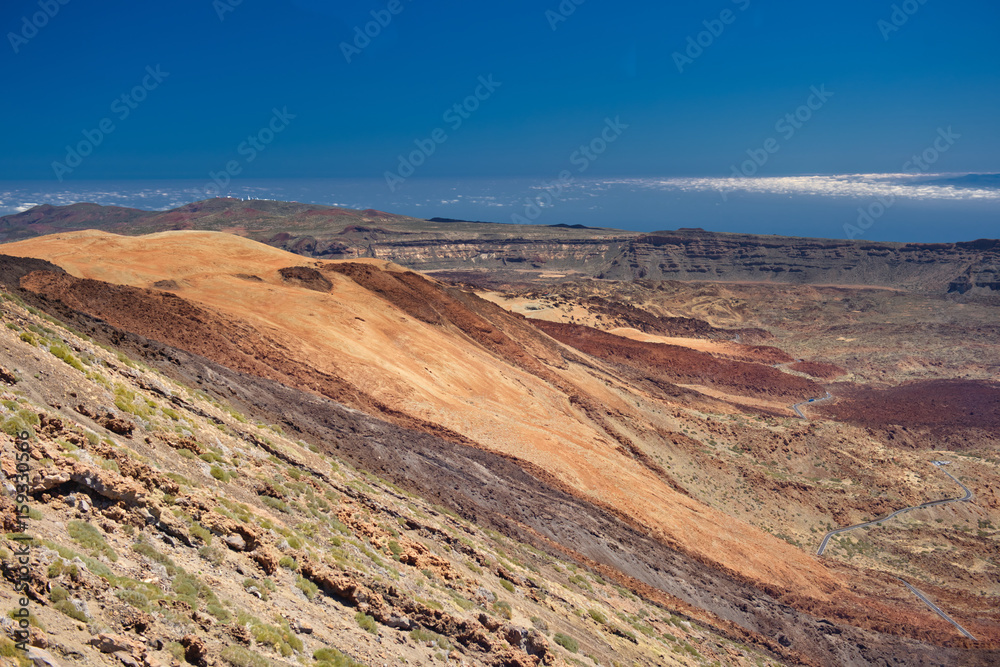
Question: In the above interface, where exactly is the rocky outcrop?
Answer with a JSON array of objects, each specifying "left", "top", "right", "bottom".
[{"left": 598, "top": 232, "right": 1000, "bottom": 295}]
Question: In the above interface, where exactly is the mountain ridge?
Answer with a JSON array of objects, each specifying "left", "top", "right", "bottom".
[{"left": 2, "top": 200, "right": 998, "bottom": 297}]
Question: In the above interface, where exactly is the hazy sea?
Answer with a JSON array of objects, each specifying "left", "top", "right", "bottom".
[{"left": 1, "top": 174, "right": 998, "bottom": 243}]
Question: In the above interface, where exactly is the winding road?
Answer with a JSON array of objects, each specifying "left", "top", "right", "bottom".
[
  {"left": 815, "top": 463, "right": 977, "bottom": 641},
  {"left": 816, "top": 465, "right": 973, "bottom": 556},
  {"left": 791, "top": 391, "right": 833, "bottom": 419},
  {"left": 782, "top": 379, "right": 979, "bottom": 640}
]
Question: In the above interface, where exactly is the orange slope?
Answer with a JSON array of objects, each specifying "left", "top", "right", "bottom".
[{"left": 4, "top": 230, "right": 843, "bottom": 602}]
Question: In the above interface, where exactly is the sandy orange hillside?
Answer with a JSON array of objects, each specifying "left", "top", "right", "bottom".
[{"left": 4, "top": 230, "right": 848, "bottom": 602}]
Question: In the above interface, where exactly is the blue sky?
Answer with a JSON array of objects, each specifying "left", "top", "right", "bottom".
[{"left": 1, "top": 0, "right": 998, "bottom": 182}]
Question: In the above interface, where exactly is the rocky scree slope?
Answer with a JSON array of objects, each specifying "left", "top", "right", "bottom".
[{"left": 0, "top": 289, "right": 788, "bottom": 667}]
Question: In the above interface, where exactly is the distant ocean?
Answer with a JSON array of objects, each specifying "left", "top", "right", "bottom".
[{"left": 1, "top": 174, "right": 998, "bottom": 243}]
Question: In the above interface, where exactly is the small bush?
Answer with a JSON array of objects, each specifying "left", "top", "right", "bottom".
[
  {"left": 296, "top": 576, "right": 319, "bottom": 600},
  {"left": 553, "top": 633, "right": 579, "bottom": 653},
  {"left": 220, "top": 646, "right": 270, "bottom": 667},
  {"left": 67, "top": 521, "right": 117, "bottom": 561},
  {"left": 278, "top": 556, "right": 297, "bottom": 570},
  {"left": 116, "top": 589, "right": 151, "bottom": 611},
  {"left": 206, "top": 603, "right": 231, "bottom": 622},
  {"left": 355, "top": 612, "right": 378, "bottom": 634},
  {"left": 166, "top": 642, "right": 186, "bottom": 661},
  {"left": 500, "top": 579, "right": 515, "bottom": 593},
  {"left": 262, "top": 497, "right": 292, "bottom": 513},
  {"left": 49, "top": 343, "right": 86, "bottom": 372},
  {"left": 54, "top": 599, "right": 89, "bottom": 623},
  {"left": 199, "top": 545, "right": 225, "bottom": 566},
  {"left": 493, "top": 600, "right": 512, "bottom": 620},
  {"left": 588, "top": 608, "right": 607, "bottom": 625},
  {"left": 190, "top": 522, "right": 213, "bottom": 545},
  {"left": 132, "top": 541, "right": 177, "bottom": 575},
  {"left": 49, "top": 583, "right": 69, "bottom": 603},
  {"left": 313, "top": 647, "right": 365, "bottom": 667}
]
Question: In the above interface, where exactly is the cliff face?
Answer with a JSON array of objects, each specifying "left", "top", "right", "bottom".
[
  {"left": 596, "top": 233, "right": 1000, "bottom": 294},
  {"left": 3, "top": 200, "right": 999, "bottom": 294},
  {"left": 272, "top": 235, "right": 630, "bottom": 273}
]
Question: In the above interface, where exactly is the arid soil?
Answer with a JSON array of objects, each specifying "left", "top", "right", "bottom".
[
  {"left": 818, "top": 380, "right": 1000, "bottom": 431},
  {"left": 3, "top": 230, "right": 1000, "bottom": 666},
  {"left": 533, "top": 320, "right": 820, "bottom": 401},
  {"left": 787, "top": 362, "right": 847, "bottom": 380}
]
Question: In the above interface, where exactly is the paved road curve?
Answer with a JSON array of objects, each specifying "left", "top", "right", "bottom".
[
  {"left": 791, "top": 391, "right": 833, "bottom": 419},
  {"left": 816, "top": 465, "right": 973, "bottom": 556},
  {"left": 815, "top": 465, "right": 977, "bottom": 640},
  {"left": 897, "top": 578, "right": 978, "bottom": 641}
]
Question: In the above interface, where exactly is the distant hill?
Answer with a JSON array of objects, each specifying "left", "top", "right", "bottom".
[{"left": 2, "top": 199, "right": 998, "bottom": 296}]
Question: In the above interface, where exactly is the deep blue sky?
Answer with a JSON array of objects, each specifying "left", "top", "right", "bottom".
[{"left": 1, "top": 0, "right": 998, "bottom": 182}]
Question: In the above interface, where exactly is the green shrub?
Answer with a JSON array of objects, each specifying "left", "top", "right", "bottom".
[
  {"left": 278, "top": 556, "right": 297, "bottom": 570},
  {"left": 313, "top": 647, "right": 365, "bottom": 667},
  {"left": 48, "top": 343, "right": 86, "bottom": 372},
  {"left": 67, "top": 521, "right": 117, "bottom": 561},
  {"left": 132, "top": 542, "right": 177, "bottom": 575},
  {"left": 493, "top": 600, "right": 512, "bottom": 620},
  {"left": 499, "top": 579, "right": 515, "bottom": 593},
  {"left": 0, "top": 636, "right": 22, "bottom": 658},
  {"left": 190, "top": 522, "right": 213, "bottom": 545},
  {"left": 250, "top": 618, "right": 301, "bottom": 655},
  {"left": 553, "top": 633, "right": 579, "bottom": 653},
  {"left": 296, "top": 576, "right": 319, "bottom": 600},
  {"left": 15, "top": 409, "right": 38, "bottom": 426},
  {"left": 588, "top": 608, "right": 607, "bottom": 625},
  {"left": 49, "top": 583, "right": 69, "bottom": 603},
  {"left": 220, "top": 646, "right": 270, "bottom": 667},
  {"left": 19, "top": 332, "right": 37, "bottom": 346},
  {"left": 355, "top": 612, "right": 377, "bottom": 634},
  {"left": 210, "top": 465, "right": 230, "bottom": 482},
  {"left": 262, "top": 496, "right": 292, "bottom": 513},
  {"left": 206, "top": 603, "right": 231, "bottom": 622},
  {"left": 171, "top": 571, "right": 222, "bottom": 610},
  {"left": 199, "top": 545, "right": 225, "bottom": 566},
  {"left": 1, "top": 417, "right": 28, "bottom": 438},
  {"left": 116, "top": 589, "right": 150, "bottom": 611},
  {"left": 54, "top": 599, "right": 89, "bottom": 623},
  {"left": 166, "top": 643, "right": 186, "bottom": 661}
]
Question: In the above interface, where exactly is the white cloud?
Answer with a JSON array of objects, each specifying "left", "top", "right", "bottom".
[{"left": 595, "top": 174, "right": 1000, "bottom": 201}]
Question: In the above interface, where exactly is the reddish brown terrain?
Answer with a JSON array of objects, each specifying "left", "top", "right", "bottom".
[
  {"left": 2, "top": 228, "right": 999, "bottom": 666},
  {"left": 788, "top": 361, "right": 847, "bottom": 380}
]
